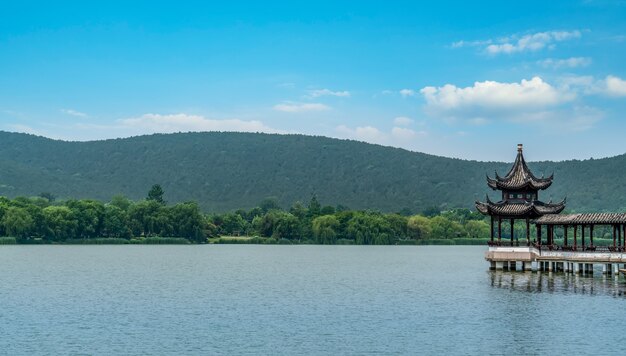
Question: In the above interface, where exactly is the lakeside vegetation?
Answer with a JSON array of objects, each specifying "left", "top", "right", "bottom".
[
  {"left": 0, "top": 185, "right": 495, "bottom": 244},
  {"left": 1, "top": 185, "right": 620, "bottom": 245}
]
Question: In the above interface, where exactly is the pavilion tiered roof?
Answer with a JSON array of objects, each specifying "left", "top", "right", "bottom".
[{"left": 486, "top": 145, "right": 553, "bottom": 191}]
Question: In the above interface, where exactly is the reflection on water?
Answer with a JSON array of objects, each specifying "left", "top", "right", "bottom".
[{"left": 489, "top": 270, "right": 626, "bottom": 297}]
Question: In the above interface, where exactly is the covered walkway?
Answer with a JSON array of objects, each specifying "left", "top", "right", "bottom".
[{"left": 535, "top": 213, "right": 626, "bottom": 252}]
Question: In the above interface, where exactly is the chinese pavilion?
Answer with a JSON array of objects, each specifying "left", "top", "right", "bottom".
[{"left": 475, "top": 144, "right": 566, "bottom": 246}]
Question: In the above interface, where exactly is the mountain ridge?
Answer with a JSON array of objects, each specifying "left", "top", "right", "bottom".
[{"left": 0, "top": 130, "right": 624, "bottom": 213}]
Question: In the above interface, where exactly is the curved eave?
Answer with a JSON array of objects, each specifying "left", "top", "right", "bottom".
[
  {"left": 494, "top": 180, "right": 553, "bottom": 191},
  {"left": 475, "top": 198, "right": 566, "bottom": 217},
  {"left": 487, "top": 177, "right": 498, "bottom": 189},
  {"left": 475, "top": 201, "right": 490, "bottom": 215}
]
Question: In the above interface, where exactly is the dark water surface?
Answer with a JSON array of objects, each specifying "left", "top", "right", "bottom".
[{"left": 1, "top": 245, "right": 626, "bottom": 355}]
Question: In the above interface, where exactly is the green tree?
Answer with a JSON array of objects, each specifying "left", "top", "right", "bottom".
[
  {"left": 464, "top": 220, "right": 490, "bottom": 238},
  {"left": 110, "top": 194, "right": 132, "bottom": 211},
  {"left": 312, "top": 215, "right": 339, "bottom": 244},
  {"left": 252, "top": 211, "right": 300, "bottom": 239},
  {"left": 385, "top": 214, "right": 409, "bottom": 239},
  {"left": 66, "top": 199, "right": 105, "bottom": 238},
  {"left": 320, "top": 205, "right": 336, "bottom": 215},
  {"left": 103, "top": 205, "right": 131, "bottom": 238},
  {"left": 0, "top": 200, "right": 9, "bottom": 236},
  {"left": 346, "top": 213, "right": 393, "bottom": 245},
  {"left": 259, "top": 197, "right": 280, "bottom": 213},
  {"left": 170, "top": 202, "right": 206, "bottom": 242},
  {"left": 272, "top": 212, "right": 300, "bottom": 240},
  {"left": 289, "top": 201, "right": 307, "bottom": 220},
  {"left": 43, "top": 206, "right": 78, "bottom": 241},
  {"left": 407, "top": 215, "right": 432, "bottom": 240},
  {"left": 147, "top": 184, "right": 166, "bottom": 205},
  {"left": 128, "top": 200, "right": 163, "bottom": 236},
  {"left": 430, "top": 216, "right": 464, "bottom": 239},
  {"left": 1, "top": 206, "right": 34, "bottom": 238},
  {"left": 307, "top": 194, "right": 321, "bottom": 218},
  {"left": 220, "top": 212, "right": 247, "bottom": 236}
]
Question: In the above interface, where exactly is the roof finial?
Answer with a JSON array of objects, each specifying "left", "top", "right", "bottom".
[{"left": 517, "top": 143, "right": 523, "bottom": 153}]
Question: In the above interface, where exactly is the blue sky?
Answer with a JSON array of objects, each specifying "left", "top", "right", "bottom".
[{"left": 2, "top": 1, "right": 626, "bottom": 161}]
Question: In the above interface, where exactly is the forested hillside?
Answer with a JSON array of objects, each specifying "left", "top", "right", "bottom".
[{"left": 0, "top": 131, "right": 625, "bottom": 213}]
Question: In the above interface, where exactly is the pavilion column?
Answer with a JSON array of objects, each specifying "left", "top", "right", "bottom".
[
  {"left": 590, "top": 225, "right": 594, "bottom": 247},
  {"left": 564, "top": 225, "right": 568, "bottom": 247},
  {"left": 582, "top": 225, "right": 586, "bottom": 248},
  {"left": 526, "top": 219, "right": 530, "bottom": 246},
  {"left": 573, "top": 225, "right": 578, "bottom": 250},
  {"left": 613, "top": 225, "right": 617, "bottom": 249},
  {"left": 510, "top": 219, "right": 515, "bottom": 246},
  {"left": 622, "top": 224, "right": 625, "bottom": 250},
  {"left": 548, "top": 225, "right": 554, "bottom": 245},
  {"left": 498, "top": 217, "right": 502, "bottom": 245},
  {"left": 490, "top": 216, "right": 494, "bottom": 242},
  {"left": 537, "top": 224, "right": 542, "bottom": 246}
]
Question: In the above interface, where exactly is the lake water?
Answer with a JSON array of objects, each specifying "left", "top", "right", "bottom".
[{"left": 1, "top": 245, "right": 626, "bottom": 355}]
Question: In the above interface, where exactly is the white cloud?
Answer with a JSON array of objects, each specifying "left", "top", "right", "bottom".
[
  {"left": 453, "top": 30, "right": 582, "bottom": 55},
  {"left": 273, "top": 102, "right": 330, "bottom": 112},
  {"left": 391, "top": 127, "right": 426, "bottom": 140},
  {"left": 603, "top": 75, "right": 626, "bottom": 96},
  {"left": 558, "top": 75, "right": 595, "bottom": 89},
  {"left": 61, "top": 109, "right": 88, "bottom": 118},
  {"left": 421, "top": 77, "right": 573, "bottom": 113},
  {"left": 393, "top": 116, "right": 414, "bottom": 126},
  {"left": 419, "top": 76, "right": 605, "bottom": 130},
  {"left": 400, "top": 89, "right": 416, "bottom": 98},
  {"left": 538, "top": 57, "right": 592, "bottom": 69},
  {"left": 486, "top": 30, "right": 581, "bottom": 55},
  {"left": 561, "top": 74, "right": 626, "bottom": 97},
  {"left": 450, "top": 39, "right": 493, "bottom": 48},
  {"left": 4, "top": 124, "right": 44, "bottom": 136},
  {"left": 336, "top": 125, "right": 385, "bottom": 143},
  {"left": 118, "top": 113, "right": 281, "bottom": 134},
  {"left": 336, "top": 125, "right": 426, "bottom": 145},
  {"left": 307, "top": 89, "right": 350, "bottom": 98}
]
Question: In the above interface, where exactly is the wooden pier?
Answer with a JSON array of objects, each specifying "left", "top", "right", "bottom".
[{"left": 486, "top": 245, "right": 626, "bottom": 274}]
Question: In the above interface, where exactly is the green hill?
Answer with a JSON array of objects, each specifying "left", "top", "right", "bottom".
[{"left": 0, "top": 131, "right": 624, "bottom": 213}]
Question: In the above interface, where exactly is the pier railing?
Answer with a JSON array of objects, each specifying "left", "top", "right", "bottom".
[
  {"left": 536, "top": 245, "right": 622, "bottom": 253},
  {"left": 487, "top": 241, "right": 526, "bottom": 247},
  {"left": 487, "top": 241, "right": 625, "bottom": 253}
]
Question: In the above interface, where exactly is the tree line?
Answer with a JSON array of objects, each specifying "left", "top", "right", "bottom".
[{"left": 0, "top": 185, "right": 494, "bottom": 244}]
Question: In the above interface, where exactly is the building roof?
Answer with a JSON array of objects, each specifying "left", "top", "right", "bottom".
[
  {"left": 475, "top": 195, "right": 566, "bottom": 217},
  {"left": 536, "top": 213, "right": 626, "bottom": 225},
  {"left": 487, "top": 144, "right": 553, "bottom": 191}
]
